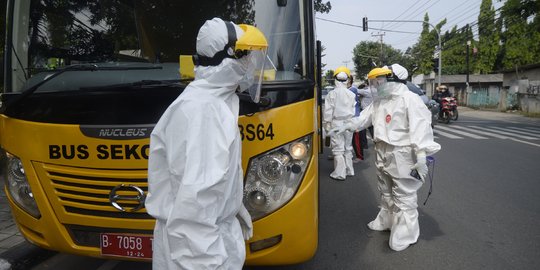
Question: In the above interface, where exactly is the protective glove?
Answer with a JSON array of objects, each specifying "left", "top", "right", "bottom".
[
  {"left": 236, "top": 204, "right": 253, "bottom": 240},
  {"left": 410, "top": 150, "right": 428, "bottom": 181},
  {"left": 327, "top": 122, "right": 354, "bottom": 137}
]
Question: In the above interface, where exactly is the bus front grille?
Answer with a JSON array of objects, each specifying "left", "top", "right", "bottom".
[{"left": 38, "top": 163, "right": 152, "bottom": 220}]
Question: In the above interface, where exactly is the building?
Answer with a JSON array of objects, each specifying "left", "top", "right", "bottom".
[{"left": 501, "top": 63, "right": 540, "bottom": 114}]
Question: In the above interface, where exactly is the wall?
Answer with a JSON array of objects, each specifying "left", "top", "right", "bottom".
[{"left": 503, "top": 65, "right": 540, "bottom": 114}]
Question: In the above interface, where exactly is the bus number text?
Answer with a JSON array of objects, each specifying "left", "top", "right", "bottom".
[{"left": 238, "top": 123, "right": 274, "bottom": 141}]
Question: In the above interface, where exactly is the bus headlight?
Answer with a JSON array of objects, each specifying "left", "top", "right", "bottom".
[
  {"left": 244, "top": 135, "right": 312, "bottom": 220},
  {"left": 4, "top": 153, "right": 41, "bottom": 218}
]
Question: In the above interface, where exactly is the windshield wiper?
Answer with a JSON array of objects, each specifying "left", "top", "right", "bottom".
[
  {"left": 1, "top": 64, "right": 163, "bottom": 112},
  {"left": 79, "top": 79, "right": 182, "bottom": 91}
]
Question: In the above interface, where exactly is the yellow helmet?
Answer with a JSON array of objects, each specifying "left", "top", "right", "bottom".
[
  {"left": 334, "top": 66, "right": 351, "bottom": 78},
  {"left": 235, "top": 24, "right": 268, "bottom": 51},
  {"left": 367, "top": 67, "right": 392, "bottom": 79}
]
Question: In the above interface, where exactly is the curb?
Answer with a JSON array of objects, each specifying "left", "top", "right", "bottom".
[{"left": 0, "top": 241, "right": 56, "bottom": 270}]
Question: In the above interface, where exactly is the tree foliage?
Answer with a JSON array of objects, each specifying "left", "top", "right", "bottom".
[
  {"left": 500, "top": 0, "right": 540, "bottom": 70},
  {"left": 410, "top": 0, "right": 540, "bottom": 74},
  {"left": 440, "top": 26, "right": 468, "bottom": 74},
  {"left": 410, "top": 13, "right": 440, "bottom": 75},
  {"left": 352, "top": 41, "right": 408, "bottom": 80},
  {"left": 351, "top": 0, "right": 540, "bottom": 78},
  {"left": 315, "top": 0, "right": 332, "bottom": 14},
  {"left": 476, "top": 0, "right": 500, "bottom": 73}
]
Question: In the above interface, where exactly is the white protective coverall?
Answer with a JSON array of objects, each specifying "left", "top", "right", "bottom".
[
  {"left": 338, "top": 64, "right": 441, "bottom": 251},
  {"left": 145, "top": 18, "right": 252, "bottom": 269},
  {"left": 323, "top": 73, "right": 356, "bottom": 180}
]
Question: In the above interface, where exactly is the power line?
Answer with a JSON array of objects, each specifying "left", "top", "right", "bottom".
[
  {"left": 402, "top": 0, "right": 442, "bottom": 22},
  {"left": 315, "top": 17, "right": 420, "bottom": 34},
  {"left": 439, "top": 13, "right": 531, "bottom": 53},
  {"left": 383, "top": 0, "right": 442, "bottom": 43},
  {"left": 387, "top": 0, "right": 477, "bottom": 48},
  {"left": 441, "top": 2, "right": 483, "bottom": 32},
  {"left": 390, "top": 4, "right": 505, "bottom": 50},
  {"left": 444, "top": 4, "right": 504, "bottom": 33},
  {"left": 432, "top": 0, "right": 478, "bottom": 23},
  {"left": 384, "top": 0, "right": 425, "bottom": 29}
]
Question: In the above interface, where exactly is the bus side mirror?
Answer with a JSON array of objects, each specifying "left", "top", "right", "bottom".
[{"left": 277, "top": 0, "right": 287, "bottom": 7}]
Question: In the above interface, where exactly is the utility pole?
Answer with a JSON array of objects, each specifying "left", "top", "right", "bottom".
[
  {"left": 369, "top": 19, "right": 442, "bottom": 87},
  {"left": 342, "top": 60, "right": 350, "bottom": 68},
  {"left": 466, "top": 24, "right": 470, "bottom": 91},
  {"left": 371, "top": 32, "right": 385, "bottom": 64}
]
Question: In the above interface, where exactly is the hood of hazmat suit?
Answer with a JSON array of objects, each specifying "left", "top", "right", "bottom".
[{"left": 145, "top": 18, "right": 267, "bottom": 269}]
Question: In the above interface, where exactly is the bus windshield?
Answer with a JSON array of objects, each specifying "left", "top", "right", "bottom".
[{"left": 6, "top": 0, "right": 305, "bottom": 93}]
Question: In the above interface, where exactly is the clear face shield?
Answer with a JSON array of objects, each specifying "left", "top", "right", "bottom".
[
  {"left": 237, "top": 49, "right": 268, "bottom": 103},
  {"left": 369, "top": 76, "right": 390, "bottom": 98}
]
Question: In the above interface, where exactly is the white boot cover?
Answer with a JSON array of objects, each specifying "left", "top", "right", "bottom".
[
  {"left": 344, "top": 151, "right": 355, "bottom": 176},
  {"left": 389, "top": 194, "right": 419, "bottom": 251},
  {"left": 367, "top": 193, "right": 393, "bottom": 231},
  {"left": 330, "top": 155, "right": 346, "bottom": 179}
]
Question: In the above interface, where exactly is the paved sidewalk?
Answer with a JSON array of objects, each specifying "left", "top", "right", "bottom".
[
  {"left": 0, "top": 186, "right": 26, "bottom": 255},
  {"left": 0, "top": 179, "right": 56, "bottom": 270},
  {"left": 458, "top": 106, "right": 540, "bottom": 124}
]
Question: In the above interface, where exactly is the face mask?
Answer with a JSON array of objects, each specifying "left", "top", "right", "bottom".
[
  {"left": 237, "top": 56, "right": 254, "bottom": 92},
  {"left": 377, "top": 83, "right": 392, "bottom": 97}
]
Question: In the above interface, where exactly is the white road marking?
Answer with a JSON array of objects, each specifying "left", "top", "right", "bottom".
[{"left": 435, "top": 125, "right": 488, "bottom": 139}]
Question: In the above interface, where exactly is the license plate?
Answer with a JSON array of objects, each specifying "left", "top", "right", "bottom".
[{"left": 100, "top": 233, "right": 153, "bottom": 259}]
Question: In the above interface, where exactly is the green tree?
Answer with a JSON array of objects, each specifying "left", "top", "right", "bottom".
[
  {"left": 409, "top": 13, "right": 448, "bottom": 75},
  {"left": 315, "top": 1, "right": 332, "bottom": 73},
  {"left": 323, "top": 69, "right": 334, "bottom": 86},
  {"left": 476, "top": 0, "right": 500, "bottom": 73},
  {"left": 315, "top": 0, "right": 332, "bottom": 14},
  {"left": 352, "top": 41, "right": 405, "bottom": 80},
  {"left": 500, "top": 0, "right": 540, "bottom": 69},
  {"left": 440, "top": 26, "right": 468, "bottom": 74},
  {"left": 412, "top": 13, "right": 437, "bottom": 75}
]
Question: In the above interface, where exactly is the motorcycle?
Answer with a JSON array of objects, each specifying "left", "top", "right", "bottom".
[
  {"left": 439, "top": 97, "right": 458, "bottom": 124},
  {"left": 450, "top": 97, "right": 459, "bottom": 121},
  {"left": 427, "top": 100, "right": 439, "bottom": 127}
]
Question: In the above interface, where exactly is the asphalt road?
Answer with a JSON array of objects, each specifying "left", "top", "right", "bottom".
[
  {"left": 248, "top": 108, "right": 540, "bottom": 270},
  {"left": 4, "top": 108, "right": 540, "bottom": 270}
]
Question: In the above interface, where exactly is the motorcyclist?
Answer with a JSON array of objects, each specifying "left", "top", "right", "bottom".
[
  {"left": 433, "top": 85, "right": 452, "bottom": 117},
  {"left": 328, "top": 64, "right": 441, "bottom": 251},
  {"left": 439, "top": 85, "right": 452, "bottom": 98}
]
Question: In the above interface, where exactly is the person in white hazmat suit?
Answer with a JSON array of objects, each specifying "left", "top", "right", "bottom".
[
  {"left": 145, "top": 18, "right": 268, "bottom": 269},
  {"left": 329, "top": 64, "right": 441, "bottom": 251},
  {"left": 323, "top": 66, "right": 357, "bottom": 180}
]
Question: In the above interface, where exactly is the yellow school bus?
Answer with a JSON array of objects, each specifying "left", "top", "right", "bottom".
[{"left": 1, "top": 0, "right": 322, "bottom": 265}]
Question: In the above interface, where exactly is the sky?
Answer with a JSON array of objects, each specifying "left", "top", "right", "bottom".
[{"left": 316, "top": 0, "right": 505, "bottom": 74}]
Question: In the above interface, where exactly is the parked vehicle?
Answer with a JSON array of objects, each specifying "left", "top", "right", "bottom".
[
  {"left": 406, "top": 82, "right": 437, "bottom": 126},
  {"left": 322, "top": 86, "right": 334, "bottom": 101},
  {"left": 427, "top": 100, "right": 440, "bottom": 127}
]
